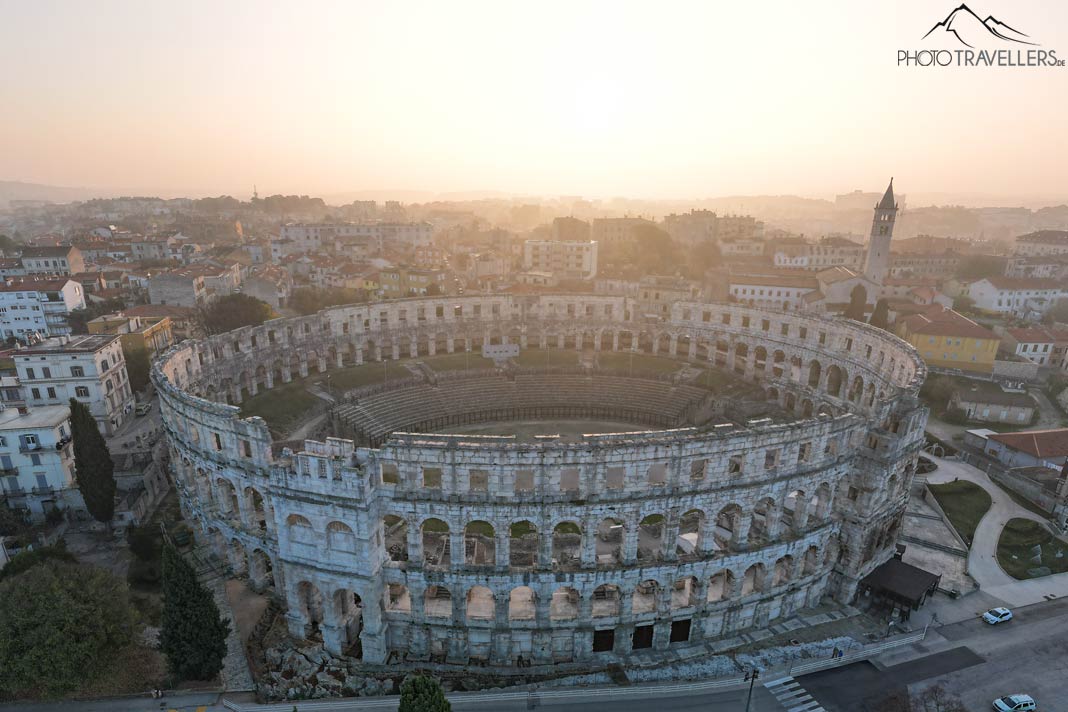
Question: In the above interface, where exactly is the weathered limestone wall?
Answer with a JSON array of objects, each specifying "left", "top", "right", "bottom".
[{"left": 153, "top": 295, "right": 927, "bottom": 670}]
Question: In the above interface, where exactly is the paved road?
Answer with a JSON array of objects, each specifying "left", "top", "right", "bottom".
[
  {"left": 801, "top": 594, "right": 1068, "bottom": 712},
  {"left": 924, "top": 453, "right": 1068, "bottom": 604}
]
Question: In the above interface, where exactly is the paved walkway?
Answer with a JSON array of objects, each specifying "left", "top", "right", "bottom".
[{"left": 925, "top": 454, "right": 1068, "bottom": 606}]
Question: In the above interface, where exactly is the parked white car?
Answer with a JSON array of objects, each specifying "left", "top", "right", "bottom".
[
  {"left": 993, "top": 693, "right": 1035, "bottom": 711},
  {"left": 982, "top": 607, "right": 1013, "bottom": 625}
]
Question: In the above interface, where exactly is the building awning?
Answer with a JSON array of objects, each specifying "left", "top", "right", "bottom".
[{"left": 858, "top": 558, "right": 941, "bottom": 610}]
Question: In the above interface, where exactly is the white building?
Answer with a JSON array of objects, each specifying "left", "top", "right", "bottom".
[
  {"left": 15, "top": 334, "right": 135, "bottom": 436},
  {"left": 998, "top": 327, "right": 1068, "bottom": 368},
  {"left": 1013, "top": 230, "right": 1068, "bottom": 257},
  {"left": 280, "top": 222, "right": 434, "bottom": 253},
  {"left": 19, "top": 245, "right": 85, "bottom": 276},
  {"left": 948, "top": 277, "right": 1068, "bottom": 319},
  {"left": 0, "top": 279, "right": 86, "bottom": 340},
  {"left": 728, "top": 273, "right": 820, "bottom": 311},
  {"left": 0, "top": 404, "right": 80, "bottom": 522},
  {"left": 772, "top": 237, "right": 865, "bottom": 271},
  {"left": 523, "top": 240, "right": 598, "bottom": 280}
]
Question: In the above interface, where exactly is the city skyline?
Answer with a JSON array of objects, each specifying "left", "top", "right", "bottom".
[{"left": 3, "top": 0, "right": 1068, "bottom": 201}]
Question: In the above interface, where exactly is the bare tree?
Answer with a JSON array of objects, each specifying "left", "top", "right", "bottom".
[{"left": 912, "top": 684, "right": 967, "bottom": 712}]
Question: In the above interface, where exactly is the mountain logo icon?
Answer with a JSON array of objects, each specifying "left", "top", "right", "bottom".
[{"left": 922, "top": 4, "right": 1037, "bottom": 48}]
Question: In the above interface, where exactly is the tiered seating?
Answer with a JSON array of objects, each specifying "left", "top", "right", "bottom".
[{"left": 334, "top": 374, "right": 712, "bottom": 444}]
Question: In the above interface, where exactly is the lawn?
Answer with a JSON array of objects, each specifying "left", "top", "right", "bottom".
[
  {"left": 928, "top": 480, "right": 992, "bottom": 545},
  {"left": 423, "top": 352, "right": 495, "bottom": 371},
  {"left": 239, "top": 380, "right": 321, "bottom": 432},
  {"left": 996, "top": 518, "right": 1068, "bottom": 580},
  {"left": 327, "top": 360, "right": 409, "bottom": 390},
  {"left": 596, "top": 352, "right": 683, "bottom": 373},
  {"left": 691, "top": 367, "right": 736, "bottom": 391},
  {"left": 514, "top": 348, "right": 579, "bottom": 368}
]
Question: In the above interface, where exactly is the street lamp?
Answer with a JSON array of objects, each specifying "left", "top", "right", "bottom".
[{"left": 744, "top": 668, "right": 760, "bottom": 712}]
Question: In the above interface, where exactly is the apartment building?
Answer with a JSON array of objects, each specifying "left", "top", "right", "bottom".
[
  {"left": 0, "top": 279, "right": 85, "bottom": 339},
  {"left": 1013, "top": 230, "right": 1068, "bottom": 257},
  {"left": 148, "top": 268, "right": 208, "bottom": 307},
  {"left": 88, "top": 313, "right": 175, "bottom": 355},
  {"left": 590, "top": 217, "right": 656, "bottom": 248},
  {"left": 377, "top": 267, "right": 446, "bottom": 298},
  {"left": 15, "top": 334, "right": 135, "bottom": 435},
  {"left": 522, "top": 239, "right": 598, "bottom": 280},
  {"left": 947, "top": 277, "right": 1068, "bottom": 319},
  {"left": 772, "top": 237, "right": 865, "bottom": 271},
  {"left": 895, "top": 305, "right": 1000, "bottom": 374},
  {"left": 0, "top": 404, "right": 80, "bottom": 522},
  {"left": 19, "top": 245, "right": 85, "bottom": 276}
]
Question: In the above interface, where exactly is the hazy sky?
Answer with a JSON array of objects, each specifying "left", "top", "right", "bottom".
[{"left": 3, "top": 0, "right": 1068, "bottom": 200}]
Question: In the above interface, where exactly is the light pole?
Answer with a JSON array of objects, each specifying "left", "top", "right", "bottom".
[{"left": 744, "top": 668, "right": 760, "bottom": 712}]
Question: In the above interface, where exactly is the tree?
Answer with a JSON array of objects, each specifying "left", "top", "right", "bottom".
[
  {"left": 289, "top": 287, "right": 365, "bottom": 316},
  {"left": 844, "top": 284, "right": 867, "bottom": 320},
  {"left": 954, "top": 255, "right": 1005, "bottom": 280},
  {"left": 69, "top": 398, "right": 116, "bottom": 527},
  {"left": 0, "top": 561, "right": 133, "bottom": 698},
  {"left": 198, "top": 294, "right": 275, "bottom": 335},
  {"left": 953, "top": 295, "right": 976, "bottom": 315},
  {"left": 123, "top": 345, "right": 151, "bottom": 393},
  {"left": 398, "top": 674, "right": 451, "bottom": 712},
  {"left": 425, "top": 282, "right": 442, "bottom": 296},
  {"left": 0, "top": 545, "right": 76, "bottom": 582},
  {"left": 868, "top": 298, "right": 890, "bottom": 330},
  {"left": 159, "top": 544, "right": 230, "bottom": 681}
]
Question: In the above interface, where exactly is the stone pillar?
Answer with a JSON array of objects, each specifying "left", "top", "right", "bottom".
[
  {"left": 265, "top": 372, "right": 274, "bottom": 390},
  {"left": 581, "top": 524, "right": 597, "bottom": 568},
  {"left": 407, "top": 523, "right": 423, "bottom": 566},
  {"left": 662, "top": 509, "right": 680, "bottom": 562},
  {"left": 794, "top": 499, "right": 810, "bottom": 533},
  {"left": 520, "top": 334, "right": 528, "bottom": 348},
  {"left": 321, "top": 624, "right": 345, "bottom": 656},
  {"left": 355, "top": 347, "right": 364, "bottom": 365},
  {"left": 317, "top": 356, "right": 327, "bottom": 373},
  {"left": 623, "top": 524, "right": 640, "bottom": 565},
  {"left": 670, "top": 334, "right": 678, "bottom": 357},
  {"left": 282, "top": 368, "right": 293, "bottom": 383},
  {"left": 248, "top": 381, "right": 259, "bottom": 397},
  {"left": 612, "top": 332, "right": 620, "bottom": 351},
  {"left": 359, "top": 598, "right": 387, "bottom": 664},
  {"left": 688, "top": 340, "right": 697, "bottom": 360},
  {"left": 496, "top": 531, "right": 510, "bottom": 571},
  {"left": 427, "top": 340, "right": 436, "bottom": 356},
  {"left": 734, "top": 514, "right": 752, "bottom": 551},
  {"left": 539, "top": 334, "right": 547, "bottom": 349},
  {"left": 391, "top": 344, "right": 401, "bottom": 360},
  {"left": 231, "top": 385, "right": 243, "bottom": 404},
  {"left": 298, "top": 360, "right": 309, "bottom": 378},
  {"left": 446, "top": 338, "right": 455, "bottom": 354},
  {"left": 594, "top": 333, "right": 602, "bottom": 351},
  {"left": 450, "top": 530, "right": 465, "bottom": 570},
  {"left": 538, "top": 529, "right": 553, "bottom": 569},
  {"left": 410, "top": 341, "right": 418, "bottom": 358},
  {"left": 533, "top": 593, "right": 553, "bottom": 664}
]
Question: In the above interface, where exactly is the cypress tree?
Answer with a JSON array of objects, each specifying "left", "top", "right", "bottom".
[
  {"left": 159, "top": 544, "right": 230, "bottom": 680},
  {"left": 68, "top": 398, "right": 116, "bottom": 527},
  {"left": 869, "top": 298, "right": 890, "bottom": 330},
  {"left": 399, "top": 674, "right": 451, "bottom": 712},
  {"left": 844, "top": 285, "right": 867, "bottom": 321}
]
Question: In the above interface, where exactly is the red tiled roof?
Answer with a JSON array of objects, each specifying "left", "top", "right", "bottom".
[
  {"left": 989, "top": 428, "right": 1068, "bottom": 459},
  {"left": 898, "top": 305, "right": 996, "bottom": 339}
]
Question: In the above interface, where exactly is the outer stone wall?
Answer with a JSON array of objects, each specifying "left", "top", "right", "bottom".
[{"left": 153, "top": 295, "right": 927, "bottom": 670}]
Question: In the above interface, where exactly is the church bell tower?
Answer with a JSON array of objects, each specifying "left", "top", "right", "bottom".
[{"left": 863, "top": 178, "right": 897, "bottom": 285}]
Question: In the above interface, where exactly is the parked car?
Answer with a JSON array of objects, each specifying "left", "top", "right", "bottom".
[
  {"left": 993, "top": 694, "right": 1035, "bottom": 711},
  {"left": 135, "top": 402, "right": 152, "bottom": 416},
  {"left": 982, "top": 607, "right": 1014, "bottom": 625}
]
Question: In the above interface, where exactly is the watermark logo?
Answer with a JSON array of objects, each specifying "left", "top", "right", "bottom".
[{"left": 899, "top": 3, "right": 1064, "bottom": 67}]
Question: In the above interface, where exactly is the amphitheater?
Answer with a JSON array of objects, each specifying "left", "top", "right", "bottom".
[{"left": 152, "top": 294, "right": 928, "bottom": 671}]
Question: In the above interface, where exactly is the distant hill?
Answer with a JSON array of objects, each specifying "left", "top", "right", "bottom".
[{"left": 0, "top": 180, "right": 122, "bottom": 208}]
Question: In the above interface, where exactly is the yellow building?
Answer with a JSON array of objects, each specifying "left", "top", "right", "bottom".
[
  {"left": 895, "top": 305, "right": 999, "bottom": 374},
  {"left": 88, "top": 313, "right": 175, "bottom": 355},
  {"left": 377, "top": 267, "right": 446, "bottom": 298}
]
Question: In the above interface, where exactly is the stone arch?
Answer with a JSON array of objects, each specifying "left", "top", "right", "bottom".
[
  {"left": 677, "top": 508, "right": 705, "bottom": 559},
  {"left": 801, "top": 399, "right": 814, "bottom": 418},
  {"left": 713, "top": 504, "right": 743, "bottom": 553},
  {"left": 802, "top": 545, "right": 820, "bottom": 576},
  {"left": 707, "top": 570, "right": 735, "bottom": 603},
  {"left": 772, "top": 350, "right": 786, "bottom": 377},
  {"left": 849, "top": 375, "right": 864, "bottom": 403},
  {"left": 741, "top": 563, "right": 766, "bottom": 595},
  {"left": 421, "top": 518, "right": 450, "bottom": 568},
  {"left": 327, "top": 521, "right": 357, "bottom": 552},
  {"left": 508, "top": 586, "right": 536, "bottom": 621},
  {"left": 754, "top": 345, "right": 768, "bottom": 372},
  {"left": 296, "top": 580, "right": 325, "bottom": 629},
  {"left": 808, "top": 360, "right": 822, "bottom": 388},
  {"left": 333, "top": 589, "right": 363, "bottom": 648},
  {"left": 466, "top": 586, "right": 495, "bottom": 621},
  {"left": 750, "top": 497, "right": 776, "bottom": 545},
  {"left": 424, "top": 585, "right": 452, "bottom": 619},
  {"left": 592, "top": 584, "right": 620, "bottom": 618},
  {"left": 386, "top": 584, "right": 411, "bottom": 613},
  {"left": 553, "top": 521, "right": 582, "bottom": 569},
  {"left": 637, "top": 514, "right": 665, "bottom": 563},
  {"left": 509, "top": 520, "right": 537, "bottom": 569},
  {"left": 826, "top": 365, "right": 844, "bottom": 397},
  {"left": 217, "top": 477, "right": 240, "bottom": 518},
  {"left": 672, "top": 576, "right": 700, "bottom": 609},
  {"left": 286, "top": 513, "right": 315, "bottom": 547},
  {"left": 772, "top": 555, "right": 794, "bottom": 586},
  {"left": 782, "top": 490, "right": 806, "bottom": 531},
  {"left": 383, "top": 515, "right": 408, "bottom": 562},
  {"left": 550, "top": 586, "right": 580, "bottom": 620},
  {"left": 632, "top": 579, "right": 660, "bottom": 615},
  {"left": 464, "top": 520, "right": 496, "bottom": 566},
  {"left": 244, "top": 486, "right": 268, "bottom": 532},
  {"left": 811, "top": 482, "right": 834, "bottom": 520}
]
